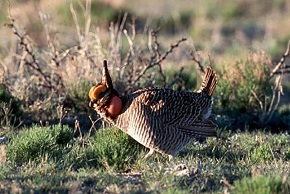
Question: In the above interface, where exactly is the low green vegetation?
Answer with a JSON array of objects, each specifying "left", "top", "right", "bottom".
[
  {"left": 213, "top": 50, "right": 289, "bottom": 131},
  {"left": 6, "top": 125, "right": 74, "bottom": 164},
  {"left": 1, "top": 125, "right": 289, "bottom": 193},
  {"left": 65, "top": 79, "right": 95, "bottom": 112},
  {"left": 5, "top": 125, "right": 144, "bottom": 171},
  {"left": 0, "top": 84, "right": 23, "bottom": 131},
  {"left": 232, "top": 175, "right": 290, "bottom": 194}
]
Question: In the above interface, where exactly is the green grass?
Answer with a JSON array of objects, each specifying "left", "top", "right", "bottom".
[
  {"left": 232, "top": 175, "right": 290, "bottom": 194},
  {"left": 1, "top": 125, "right": 289, "bottom": 193},
  {"left": 5, "top": 125, "right": 145, "bottom": 171},
  {"left": 6, "top": 125, "right": 74, "bottom": 164}
]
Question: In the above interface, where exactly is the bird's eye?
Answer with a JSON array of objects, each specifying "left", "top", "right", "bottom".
[{"left": 98, "top": 91, "right": 106, "bottom": 99}]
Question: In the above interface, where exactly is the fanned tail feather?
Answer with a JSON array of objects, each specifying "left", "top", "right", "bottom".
[{"left": 197, "top": 67, "right": 217, "bottom": 97}]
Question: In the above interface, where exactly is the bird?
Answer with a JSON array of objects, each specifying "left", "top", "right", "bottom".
[{"left": 89, "top": 60, "right": 218, "bottom": 160}]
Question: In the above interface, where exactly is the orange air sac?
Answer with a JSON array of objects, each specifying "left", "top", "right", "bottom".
[{"left": 107, "top": 95, "right": 122, "bottom": 117}]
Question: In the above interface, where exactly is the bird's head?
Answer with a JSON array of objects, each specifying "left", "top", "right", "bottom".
[{"left": 88, "top": 60, "right": 122, "bottom": 118}]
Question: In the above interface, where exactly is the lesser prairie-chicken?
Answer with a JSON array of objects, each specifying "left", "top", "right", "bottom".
[{"left": 89, "top": 60, "right": 218, "bottom": 159}]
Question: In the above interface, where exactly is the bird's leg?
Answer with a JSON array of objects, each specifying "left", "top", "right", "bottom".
[{"left": 143, "top": 149, "right": 155, "bottom": 160}]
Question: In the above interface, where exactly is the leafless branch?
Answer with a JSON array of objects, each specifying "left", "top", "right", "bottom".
[
  {"left": 250, "top": 71, "right": 283, "bottom": 127},
  {"left": 70, "top": 4, "right": 83, "bottom": 44},
  {"left": 156, "top": 37, "right": 187, "bottom": 65},
  {"left": 190, "top": 50, "right": 206, "bottom": 74},
  {"left": 130, "top": 36, "right": 187, "bottom": 88},
  {"left": 5, "top": 19, "right": 50, "bottom": 87},
  {"left": 265, "top": 75, "right": 282, "bottom": 125},
  {"left": 250, "top": 89, "right": 264, "bottom": 111},
  {"left": 274, "top": 69, "right": 290, "bottom": 74},
  {"left": 270, "top": 40, "right": 290, "bottom": 78},
  {"left": 88, "top": 116, "right": 102, "bottom": 136},
  {"left": 39, "top": 11, "right": 59, "bottom": 67},
  {"left": 151, "top": 30, "right": 161, "bottom": 60}
]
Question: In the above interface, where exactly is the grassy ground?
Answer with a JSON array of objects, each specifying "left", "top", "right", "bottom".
[{"left": 0, "top": 126, "right": 289, "bottom": 193}]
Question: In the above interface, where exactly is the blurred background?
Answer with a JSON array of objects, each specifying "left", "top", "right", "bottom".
[
  {"left": 0, "top": 0, "right": 289, "bottom": 132},
  {"left": 1, "top": 0, "right": 289, "bottom": 57}
]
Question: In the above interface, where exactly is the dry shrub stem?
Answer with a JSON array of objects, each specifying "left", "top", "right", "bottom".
[
  {"left": 39, "top": 12, "right": 59, "bottom": 67},
  {"left": 39, "top": 11, "right": 76, "bottom": 70},
  {"left": 88, "top": 116, "right": 101, "bottom": 135},
  {"left": 190, "top": 50, "right": 206, "bottom": 74},
  {"left": 129, "top": 33, "right": 187, "bottom": 89},
  {"left": 5, "top": 16, "right": 64, "bottom": 93},
  {"left": 249, "top": 41, "right": 290, "bottom": 127},
  {"left": 270, "top": 40, "right": 290, "bottom": 78},
  {"left": 2, "top": 0, "right": 190, "bottom": 125},
  {"left": 70, "top": 1, "right": 97, "bottom": 68}
]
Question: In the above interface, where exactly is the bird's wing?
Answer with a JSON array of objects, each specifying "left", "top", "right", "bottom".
[
  {"left": 129, "top": 88, "right": 217, "bottom": 137},
  {"left": 131, "top": 88, "right": 200, "bottom": 121}
]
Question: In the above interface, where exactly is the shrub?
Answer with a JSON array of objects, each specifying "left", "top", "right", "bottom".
[
  {"left": 53, "top": 127, "right": 144, "bottom": 171},
  {"left": 81, "top": 127, "right": 144, "bottom": 171},
  {"left": 64, "top": 79, "right": 94, "bottom": 112},
  {"left": 250, "top": 143, "right": 272, "bottom": 163},
  {"left": 277, "top": 104, "right": 290, "bottom": 130},
  {"left": 6, "top": 125, "right": 143, "bottom": 171},
  {"left": 6, "top": 125, "right": 74, "bottom": 164},
  {"left": 220, "top": 2, "right": 246, "bottom": 21},
  {"left": 232, "top": 175, "right": 290, "bottom": 194},
  {"left": 0, "top": 84, "right": 22, "bottom": 129},
  {"left": 214, "top": 50, "right": 278, "bottom": 129},
  {"left": 215, "top": 50, "right": 272, "bottom": 112},
  {"left": 286, "top": 148, "right": 290, "bottom": 160},
  {"left": 4, "top": 2, "right": 187, "bottom": 121}
]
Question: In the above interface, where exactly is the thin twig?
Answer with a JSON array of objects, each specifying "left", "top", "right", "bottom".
[
  {"left": 190, "top": 50, "right": 206, "bottom": 74},
  {"left": 70, "top": 3, "right": 83, "bottom": 44},
  {"left": 39, "top": 11, "right": 60, "bottom": 67},
  {"left": 149, "top": 31, "right": 167, "bottom": 86},
  {"left": 152, "top": 30, "right": 161, "bottom": 59},
  {"left": 265, "top": 75, "right": 282, "bottom": 125},
  {"left": 131, "top": 37, "right": 187, "bottom": 86},
  {"left": 156, "top": 37, "right": 187, "bottom": 64},
  {"left": 270, "top": 40, "right": 290, "bottom": 78},
  {"left": 5, "top": 17, "right": 63, "bottom": 92},
  {"left": 267, "top": 143, "right": 278, "bottom": 168},
  {"left": 250, "top": 89, "right": 264, "bottom": 112},
  {"left": 88, "top": 116, "right": 102, "bottom": 136},
  {"left": 274, "top": 69, "right": 290, "bottom": 74}
]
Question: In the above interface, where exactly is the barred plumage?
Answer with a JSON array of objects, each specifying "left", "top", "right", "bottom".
[{"left": 89, "top": 60, "right": 218, "bottom": 159}]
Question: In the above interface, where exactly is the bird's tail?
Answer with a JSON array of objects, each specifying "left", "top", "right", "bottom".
[
  {"left": 179, "top": 119, "right": 217, "bottom": 137},
  {"left": 197, "top": 67, "right": 217, "bottom": 97}
]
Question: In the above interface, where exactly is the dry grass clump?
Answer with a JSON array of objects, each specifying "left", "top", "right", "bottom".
[{"left": 1, "top": 0, "right": 189, "bottom": 123}]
